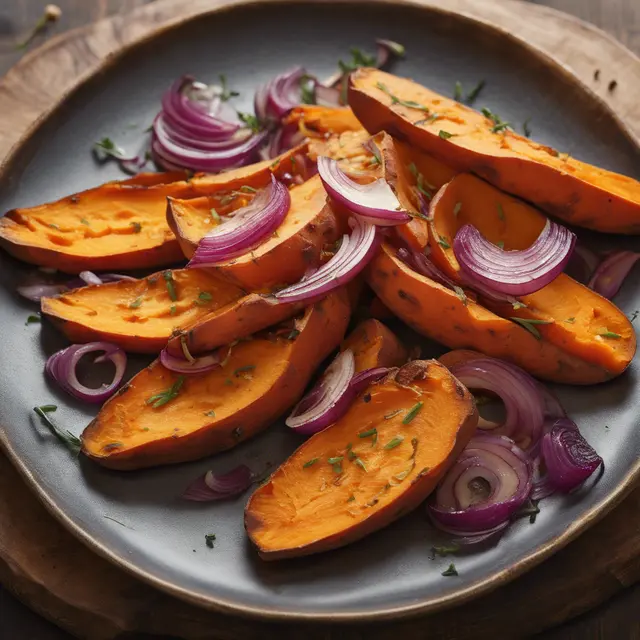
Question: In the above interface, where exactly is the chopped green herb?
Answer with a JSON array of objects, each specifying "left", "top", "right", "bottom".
[
  {"left": 431, "top": 544, "right": 460, "bottom": 558},
  {"left": 80, "top": 218, "right": 90, "bottom": 225},
  {"left": 224, "top": 378, "right": 233, "bottom": 386},
  {"left": 180, "top": 335, "right": 195, "bottom": 363},
  {"left": 384, "top": 436, "right": 404, "bottom": 450},
  {"left": 303, "top": 458, "right": 319, "bottom": 469},
  {"left": 630, "top": 310, "right": 639, "bottom": 323},
  {"left": 204, "top": 410, "right": 216, "bottom": 417},
  {"left": 523, "top": 117, "right": 532, "bottom": 138},
  {"left": 510, "top": 317, "right": 553, "bottom": 340},
  {"left": 438, "top": 130, "right": 454, "bottom": 140},
  {"left": 210, "top": 208, "right": 221, "bottom": 223},
  {"left": 197, "top": 291, "right": 213, "bottom": 303},
  {"left": 347, "top": 449, "right": 357, "bottom": 461},
  {"left": 93, "top": 137, "right": 125, "bottom": 160},
  {"left": 453, "top": 202, "right": 462, "bottom": 217},
  {"left": 599, "top": 331, "right": 621, "bottom": 339},
  {"left": 205, "top": 533, "right": 217, "bottom": 548},
  {"left": 33, "top": 406, "right": 81, "bottom": 455},
  {"left": 286, "top": 329, "right": 300, "bottom": 340},
  {"left": 328, "top": 456, "right": 344, "bottom": 474},
  {"left": 358, "top": 427, "right": 377, "bottom": 446},
  {"left": 169, "top": 304, "right": 177, "bottom": 316},
  {"left": 240, "top": 185, "right": 257, "bottom": 193},
  {"left": 49, "top": 223, "right": 59, "bottom": 230},
  {"left": 511, "top": 299, "right": 525, "bottom": 309},
  {"left": 515, "top": 499, "right": 540, "bottom": 523},
  {"left": 354, "top": 457, "right": 368, "bottom": 472},
  {"left": 234, "top": 365, "right": 256, "bottom": 378},
  {"left": 129, "top": 297, "right": 143, "bottom": 309},
  {"left": 25, "top": 314, "right": 41, "bottom": 325},
  {"left": 218, "top": 74, "right": 239, "bottom": 101},
  {"left": 130, "top": 221, "right": 142, "bottom": 233},
  {"left": 497, "top": 203, "right": 505, "bottom": 221},
  {"left": 347, "top": 494, "right": 356, "bottom": 502},
  {"left": 237, "top": 112, "right": 261, "bottom": 133},
  {"left": 441, "top": 563, "right": 459, "bottom": 577},
  {"left": 39, "top": 404, "right": 57, "bottom": 413},
  {"left": 491, "top": 122, "right": 511, "bottom": 134},
  {"left": 146, "top": 376, "right": 185, "bottom": 408},
  {"left": 437, "top": 236, "right": 451, "bottom": 249},
  {"left": 376, "top": 82, "right": 430, "bottom": 112},
  {"left": 497, "top": 241, "right": 505, "bottom": 250},
  {"left": 403, "top": 402, "right": 423, "bottom": 424},
  {"left": 482, "top": 107, "right": 511, "bottom": 133},
  {"left": 300, "top": 75, "right": 316, "bottom": 105},
  {"left": 465, "top": 80, "right": 485, "bottom": 105},
  {"left": 384, "top": 409, "right": 403, "bottom": 420},
  {"left": 103, "top": 442, "right": 123, "bottom": 452},
  {"left": 565, "top": 317, "right": 576, "bottom": 324},
  {"left": 453, "top": 81, "right": 463, "bottom": 102},
  {"left": 219, "top": 194, "right": 235, "bottom": 206},
  {"left": 453, "top": 286, "right": 467, "bottom": 306},
  {"left": 163, "top": 270, "right": 178, "bottom": 301}
]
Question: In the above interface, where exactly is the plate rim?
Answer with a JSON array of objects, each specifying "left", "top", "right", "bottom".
[{"left": 1, "top": 0, "right": 639, "bottom": 623}]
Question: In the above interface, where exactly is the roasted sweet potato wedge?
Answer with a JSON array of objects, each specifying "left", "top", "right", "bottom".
[
  {"left": 167, "top": 174, "right": 343, "bottom": 291},
  {"left": 284, "top": 105, "right": 363, "bottom": 137},
  {"left": 428, "top": 174, "right": 636, "bottom": 377},
  {"left": 342, "top": 318, "right": 407, "bottom": 370},
  {"left": 245, "top": 359, "right": 478, "bottom": 560},
  {"left": 0, "top": 148, "right": 306, "bottom": 273},
  {"left": 41, "top": 268, "right": 301, "bottom": 354},
  {"left": 81, "top": 289, "right": 352, "bottom": 469},
  {"left": 349, "top": 69, "right": 640, "bottom": 233},
  {"left": 367, "top": 242, "right": 610, "bottom": 384}
]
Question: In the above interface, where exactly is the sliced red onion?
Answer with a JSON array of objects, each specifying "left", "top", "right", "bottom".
[
  {"left": 349, "top": 367, "right": 389, "bottom": 394},
  {"left": 255, "top": 67, "right": 308, "bottom": 123},
  {"left": 45, "top": 342, "right": 127, "bottom": 403},
  {"left": 274, "top": 217, "right": 379, "bottom": 304},
  {"left": 100, "top": 273, "right": 137, "bottom": 283},
  {"left": 79, "top": 271, "right": 103, "bottom": 286},
  {"left": 376, "top": 39, "right": 406, "bottom": 67},
  {"left": 183, "top": 464, "right": 254, "bottom": 502},
  {"left": 314, "top": 84, "right": 342, "bottom": 106},
  {"left": 286, "top": 349, "right": 356, "bottom": 435},
  {"left": 17, "top": 282, "right": 68, "bottom": 302},
  {"left": 565, "top": 243, "right": 601, "bottom": 284},
  {"left": 587, "top": 250, "right": 640, "bottom": 299},
  {"left": 187, "top": 175, "right": 290, "bottom": 268},
  {"left": 318, "top": 156, "right": 410, "bottom": 226},
  {"left": 429, "top": 434, "right": 532, "bottom": 542},
  {"left": 160, "top": 346, "right": 224, "bottom": 374},
  {"left": 454, "top": 220, "right": 576, "bottom": 296},
  {"left": 541, "top": 418, "right": 604, "bottom": 493},
  {"left": 396, "top": 246, "right": 458, "bottom": 289},
  {"left": 450, "top": 358, "right": 545, "bottom": 451}
]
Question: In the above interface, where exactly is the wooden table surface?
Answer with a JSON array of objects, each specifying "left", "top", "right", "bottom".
[{"left": 1, "top": 1, "right": 639, "bottom": 638}]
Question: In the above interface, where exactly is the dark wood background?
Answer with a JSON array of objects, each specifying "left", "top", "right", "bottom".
[{"left": 0, "top": 1, "right": 639, "bottom": 638}]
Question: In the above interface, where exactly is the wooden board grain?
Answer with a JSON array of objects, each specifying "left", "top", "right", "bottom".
[{"left": 0, "top": 1, "right": 639, "bottom": 638}]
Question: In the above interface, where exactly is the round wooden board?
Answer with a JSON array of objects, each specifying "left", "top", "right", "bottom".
[{"left": 0, "top": 1, "right": 639, "bottom": 638}]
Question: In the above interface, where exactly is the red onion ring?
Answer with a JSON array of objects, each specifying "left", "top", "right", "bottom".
[
  {"left": 255, "top": 67, "right": 308, "bottom": 122},
  {"left": 396, "top": 246, "right": 458, "bottom": 289},
  {"left": 160, "top": 346, "right": 224, "bottom": 374},
  {"left": 429, "top": 434, "right": 532, "bottom": 542},
  {"left": 17, "top": 282, "right": 68, "bottom": 302},
  {"left": 273, "top": 217, "right": 379, "bottom": 304},
  {"left": 349, "top": 367, "right": 389, "bottom": 394},
  {"left": 45, "top": 342, "right": 127, "bottom": 403},
  {"left": 318, "top": 156, "right": 411, "bottom": 226},
  {"left": 286, "top": 349, "right": 356, "bottom": 435},
  {"left": 183, "top": 464, "right": 254, "bottom": 502},
  {"left": 187, "top": 175, "right": 290, "bottom": 268},
  {"left": 565, "top": 243, "right": 601, "bottom": 284},
  {"left": 19, "top": 271, "right": 136, "bottom": 302},
  {"left": 541, "top": 418, "right": 604, "bottom": 493},
  {"left": 454, "top": 220, "right": 576, "bottom": 296},
  {"left": 587, "top": 250, "right": 640, "bottom": 299},
  {"left": 450, "top": 358, "right": 545, "bottom": 451}
]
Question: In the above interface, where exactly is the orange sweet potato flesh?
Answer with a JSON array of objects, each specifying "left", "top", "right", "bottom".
[
  {"left": 0, "top": 148, "right": 306, "bottom": 273},
  {"left": 284, "top": 105, "right": 363, "bottom": 137},
  {"left": 427, "top": 174, "right": 635, "bottom": 377},
  {"left": 349, "top": 69, "right": 640, "bottom": 234},
  {"left": 367, "top": 242, "right": 610, "bottom": 384},
  {"left": 167, "top": 174, "right": 342, "bottom": 291},
  {"left": 81, "top": 289, "right": 352, "bottom": 470},
  {"left": 41, "top": 268, "right": 300, "bottom": 355},
  {"left": 342, "top": 318, "right": 408, "bottom": 371},
  {"left": 245, "top": 359, "right": 478, "bottom": 560}
]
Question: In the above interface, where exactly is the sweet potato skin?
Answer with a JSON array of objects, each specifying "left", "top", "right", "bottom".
[
  {"left": 367, "top": 242, "right": 610, "bottom": 384},
  {"left": 349, "top": 68, "right": 640, "bottom": 233},
  {"left": 169, "top": 175, "right": 343, "bottom": 292},
  {"left": 427, "top": 173, "right": 636, "bottom": 377},
  {"left": 245, "top": 360, "right": 478, "bottom": 560},
  {"left": 81, "top": 289, "right": 352, "bottom": 470}
]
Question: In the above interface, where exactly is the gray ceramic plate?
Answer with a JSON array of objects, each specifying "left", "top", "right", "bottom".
[{"left": 0, "top": 0, "right": 639, "bottom": 622}]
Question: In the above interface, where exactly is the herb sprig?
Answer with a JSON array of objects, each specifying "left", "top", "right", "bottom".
[
  {"left": 146, "top": 376, "right": 185, "bottom": 408},
  {"left": 33, "top": 406, "right": 81, "bottom": 455}
]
